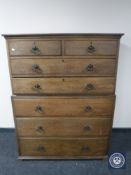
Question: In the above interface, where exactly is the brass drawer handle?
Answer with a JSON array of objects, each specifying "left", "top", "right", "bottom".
[
  {"left": 35, "top": 105, "right": 43, "bottom": 113},
  {"left": 86, "top": 64, "right": 94, "bottom": 71},
  {"left": 36, "top": 126, "right": 45, "bottom": 133},
  {"left": 83, "top": 125, "right": 91, "bottom": 131},
  {"left": 87, "top": 42, "right": 95, "bottom": 53},
  {"left": 32, "top": 64, "right": 42, "bottom": 73},
  {"left": 31, "top": 42, "right": 41, "bottom": 55},
  {"left": 86, "top": 84, "right": 94, "bottom": 90},
  {"left": 33, "top": 84, "right": 41, "bottom": 91},
  {"left": 37, "top": 145, "right": 45, "bottom": 152},
  {"left": 81, "top": 145, "right": 89, "bottom": 152},
  {"left": 85, "top": 106, "right": 92, "bottom": 112}
]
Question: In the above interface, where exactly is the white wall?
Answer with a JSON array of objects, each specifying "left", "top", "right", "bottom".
[{"left": 0, "top": 0, "right": 131, "bottom": 128}]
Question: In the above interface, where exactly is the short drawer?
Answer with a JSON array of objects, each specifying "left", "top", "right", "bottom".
[
  {"left": 16, "top": 117, "right": 112, "bottom": 137},
  {"left": 11, "top": 58, "right": 116, "bottom": 77},
  {"left": 19, "top": 137, "right": 108, "bottom": 156},
  {"left": 64, "top": 40, "right": 118, "bottom": 56},
  {"left": 12, "top": 96, "right": 115, "bottom": 117},
  {"left": 8, "top": 40, "right": 62, "bottom": 56},
  {"left": 12, "top": 77, "right": 115, "bottom": 95}
]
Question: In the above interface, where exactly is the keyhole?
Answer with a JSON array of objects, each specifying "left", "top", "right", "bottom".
[
  {"left": 62, "top": 78, "right": 65, "bottom": 82},
  {"left": 62, "top": 59, "right": 64, "bottom": 62}
]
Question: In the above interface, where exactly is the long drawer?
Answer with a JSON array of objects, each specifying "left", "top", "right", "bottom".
[
  {"left": 16, "top": 117, "right": 112, "bottom": 137},
  {"left": 8, "top": 40, "right": 62, "bottom": 56},
  {"left": 10, "top": 58, "right": 116, "bottom": 77},
  {"left": 12, "top": 96, "right": 115, "bottom": 117},
  {"left": 19, "top": 137, "right": 108, "bottom": 156},
  {"left": 64, "top": 40, "right": 118, "bottom": 56},
  {"left": 12, "top": 77, "right": 115, "bottom": 95}
]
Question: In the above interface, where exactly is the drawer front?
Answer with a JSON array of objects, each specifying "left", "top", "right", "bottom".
[
  {"left": 12, "top": 96, "right": 115, "bottom": 117},
  {"left": 19, "top": 137, "right": 108, "bottom": 156},
  {"left": 11, "top": 58, "right": 116, "bottom": 77},
  {"left": 64, "top": 40, "right": 118, "bottom": 56},
  {"left": 8, "top": 40, "right": 61, "bottom": 56},
  {"left": 16, "top": 117, "right": 112, "bottom": 137},
  {"left": 12, "top": 77, "right": 115, "bottom": 95}
]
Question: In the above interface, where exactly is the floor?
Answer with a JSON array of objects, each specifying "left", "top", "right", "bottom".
[{"left": 0, "top": 129, "right": 131, "bottom": 175}]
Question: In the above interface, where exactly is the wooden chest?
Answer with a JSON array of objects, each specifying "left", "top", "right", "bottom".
[{"left": 4, "top": 33, "right": 123, "bottom": 159}]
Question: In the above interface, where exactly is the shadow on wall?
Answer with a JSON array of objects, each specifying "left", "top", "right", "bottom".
[
  {"left": 113, "top": 39, "right": 131, "bottom": 127},
  {"left": 116, "top": 41, "right": 131, "bottom": 95}
]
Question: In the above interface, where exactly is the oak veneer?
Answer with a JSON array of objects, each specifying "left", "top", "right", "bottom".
[
  {"left": 12, "top": 77, "right": 115, "bottom": 95},
  {"left": 16, "top": 117, "right": 112, "bottom": 137},
  {"left": 12, "top": 96, "right": 115, "bottom": 117},
  {"left": 3, "top": 33, "right": 123, "bottom": 159},
  {"left": 19, "top": 137, "right": 108, "bottom": 157},
  {"left": 8, "top": 40, "right": 62, "bottom": 56},
  {"left": 10, "top": 58, "right": 116, "bottom": 77}
]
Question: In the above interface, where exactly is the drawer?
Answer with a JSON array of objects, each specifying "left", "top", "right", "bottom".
[
  {"left": 8, "top": 40, "right": 62, "bottom": 56},
  {"left": 11, "top": 58, "right": 116, "bottom": 77},
  {"left": 12, "top": 96, "right": 115, "bottom": 117},
  {"left": 19, "top": 137, "right": 108, "bottom": 156},
  {"left": 16, "top": 117, "right": 112, "bottom": 137},
  {"left": 64, "top": 40, "right": 118, "bottom": 56},
  {"left": 12, "top": 77, "right": 115, "bottom": 95}
]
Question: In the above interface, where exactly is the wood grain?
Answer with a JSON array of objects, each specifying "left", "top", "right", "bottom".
[
  {"left": 12, "top": 96, "right": 115, "bottom": 117},
  {"left": 4, "top": 34, "right": 123, "bottom": 159},
  {"left": 12, "top": 77, "right": 115, "bottom": 95},
  {"left": 8, "top": 40, "right": 62, "bottom": 56},
  {"left": 10, "top": 58, "right": 116, "bottom": 77},
  {"left": 64, "top": 40, "right": 118, "bottom": 56},
  {"left": 16, "top": 117, "right": 112, "bottom": 137},
  {"left": 19, "top": 137, "right": 108, "bottom": 156}
]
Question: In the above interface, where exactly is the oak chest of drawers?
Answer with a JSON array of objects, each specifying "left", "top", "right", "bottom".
[{"left": 4, "top": 33, "right": 123, "bottom": 159}]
